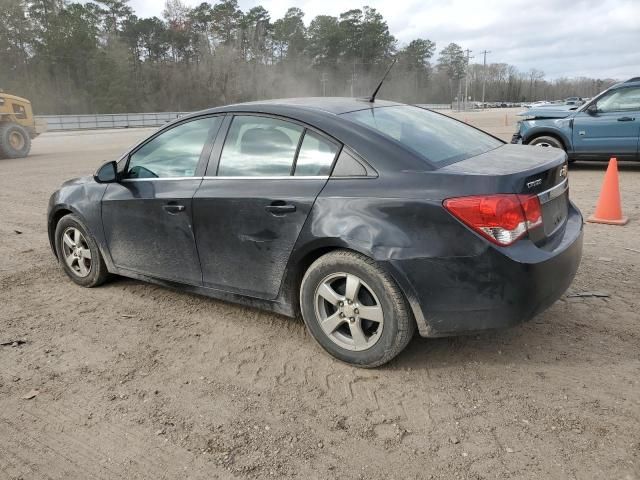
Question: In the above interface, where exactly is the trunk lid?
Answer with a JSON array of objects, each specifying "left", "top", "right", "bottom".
[{"left": 440, "top": 144, "right": 570, "bottom": 245}]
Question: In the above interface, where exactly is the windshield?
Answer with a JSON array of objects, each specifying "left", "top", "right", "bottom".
[{"left": 341, "top": 105, "right": 503, "bottom": 166}]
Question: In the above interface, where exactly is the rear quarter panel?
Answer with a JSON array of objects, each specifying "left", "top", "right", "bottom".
[{"left": 289, "top": 175, "right": 491, "bottom": 334}]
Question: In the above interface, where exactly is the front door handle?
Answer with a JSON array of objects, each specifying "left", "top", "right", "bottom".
[
  {"left": 617, "top": 116, "right": 635, "bottom": 122},
  {"left": 265, "top": 202, "right": 296, "bottom": 215},
  {"left": 163, "top": 203, "right": 185, "bottom": 214}
]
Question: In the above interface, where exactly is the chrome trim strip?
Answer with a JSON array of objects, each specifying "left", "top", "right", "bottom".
[
  {"left": 120, "top": 175, "right": 330, "bottom": 182},
  {"left": 121, "top": 177, "right": 202, "bottom": 182},
  {"left": 537, "top": 178, "right": 568, "bottom": 204},
  {"left": 202, "top": 175, "right": 329, "bottom": 180}
]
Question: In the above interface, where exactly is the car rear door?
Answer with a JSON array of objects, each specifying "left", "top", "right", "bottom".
[
  {"left": 192, "top": 114, "right": 340, "bottom": 299},
  {"left": 572, "top": 86, "right": 640, "bottom": 161},
  {"left": 101, "top": 115, "right": 223, "bottom": 285}
]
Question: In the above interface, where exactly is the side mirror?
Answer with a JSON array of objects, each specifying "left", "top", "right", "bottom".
[
  {"left": 586, "top": 103, "right": 598, "bottom": 115},
  {"left": 94, "top": 161, "right": 118, "bottom": 183}
]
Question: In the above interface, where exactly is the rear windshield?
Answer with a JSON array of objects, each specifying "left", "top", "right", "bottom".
[{"left": 341, "top": 105, "right": 503, "bottom": 166}]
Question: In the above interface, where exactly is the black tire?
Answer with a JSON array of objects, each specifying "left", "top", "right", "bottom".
[
  {"left": 0, "top": 122, "right": 31, "bottom": 159},
  {"left": 528, "top": 135, "right": 564, "bottom": 150},
  {"left": 300, "top": 250, "right": 415, "bottom": 368},
  {"left": 528, "top": 135, "right": 576, "bottom": 163},
  {"left": 54, "top": 214, "right": 109, "bottom": 288}
]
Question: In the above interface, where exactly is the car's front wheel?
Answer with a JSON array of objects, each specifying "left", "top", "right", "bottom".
[
  {"left": 528, "top": 135, "right": 576, "bottom": 163},
  {"left": 300, "top": 250, "right": 415, "bottom": 368},
  {"left": 54, "top": 214, "right": 109, "bottom": 287},
  {"left": 528, "top": 135, "right": 564, "bottom": 150}
]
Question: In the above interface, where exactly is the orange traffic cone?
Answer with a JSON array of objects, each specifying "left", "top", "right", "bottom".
[{"left": 587, "top": 157, "right": 628, "bottom": 225}]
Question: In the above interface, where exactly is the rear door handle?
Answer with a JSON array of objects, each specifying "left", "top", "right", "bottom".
[
  {"left": 617, "top": 116, "right": 635, "bottom": 122},
  {"left": 163, "top": 203, "right": 185, "bottom": 214},
  {"left": 265, "top": 202, "right": 296, "bottom": 215}
]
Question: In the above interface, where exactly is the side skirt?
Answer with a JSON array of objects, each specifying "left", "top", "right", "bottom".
[{"left": 110, "top": 267, "right": 296, "bottom": 317}]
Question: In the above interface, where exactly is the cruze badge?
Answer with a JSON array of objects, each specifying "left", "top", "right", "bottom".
[{"left": 527, "top": 178, "right": 542, "bottom": 188}]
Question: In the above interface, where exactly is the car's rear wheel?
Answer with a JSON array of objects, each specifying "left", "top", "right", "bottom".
[
  {"left": 300, "top": 250, "right": 415, "bottom": 368},
  {"left": 54, "top": 214, "right": 109, "bottom": 287}
]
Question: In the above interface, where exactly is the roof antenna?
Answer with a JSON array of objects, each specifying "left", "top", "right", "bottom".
[{"left": 368, "top": 58, "right": 397, "bottom": 103}]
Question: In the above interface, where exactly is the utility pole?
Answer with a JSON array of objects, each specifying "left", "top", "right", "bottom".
[
  {"left": 321, "top": 72, "right": 328, "bottom": 97},
  {"left": 480, "top": 50, "right": 491, "bottom": 106},
  {"left": 464, "top": 48, "right": 473, "bottom": 110},
  {"left": 350, "top": 60, "right": 358, "bottom": 97}
]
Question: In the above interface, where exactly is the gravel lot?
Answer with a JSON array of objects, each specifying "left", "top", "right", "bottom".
[{"left": 1, "top": 110, "right": 639, "bottom": 479}]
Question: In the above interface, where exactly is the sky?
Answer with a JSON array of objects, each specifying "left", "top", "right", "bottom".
[{"left": 128, "top": 0, "right": 640, "bottom": 79}]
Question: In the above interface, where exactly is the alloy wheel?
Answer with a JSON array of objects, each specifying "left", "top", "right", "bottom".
[
  {"left": 314, "top": 272, "right": 384, "bottom": 351},
  {"left": 62, "top": 227, "right": 92, "bottom": 278}
]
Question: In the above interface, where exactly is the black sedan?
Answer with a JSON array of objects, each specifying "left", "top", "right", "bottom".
[{"left": 48, "top": 98, "right": 583, "bottom": 367}]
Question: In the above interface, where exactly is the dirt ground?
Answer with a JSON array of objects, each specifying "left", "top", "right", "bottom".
[{"left": 1, "top": 110, "right": 639, "bottom": 480}]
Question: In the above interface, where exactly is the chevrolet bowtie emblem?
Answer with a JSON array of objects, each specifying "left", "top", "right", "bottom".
[{"left": 559, "top": 165, "right": 568, "bottom": 178}]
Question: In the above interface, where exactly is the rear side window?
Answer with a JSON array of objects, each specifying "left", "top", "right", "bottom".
[
  {"left": 218, "top": 116, "right": 303, "bottom": 176},
  {"left": 342, "top": 105, "right": 502, "bottom": 166},
  {"left": 294, "top": 131, "right": 339, "bottom": 176}
]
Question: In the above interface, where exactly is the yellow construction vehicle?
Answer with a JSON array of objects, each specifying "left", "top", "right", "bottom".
[{"left": 0, "top": 90, "right": 46, "bottom": 158}]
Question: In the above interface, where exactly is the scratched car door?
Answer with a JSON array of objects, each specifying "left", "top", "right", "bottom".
[{"left": 192, "top": 114, "right": 340, "bottom": 300}]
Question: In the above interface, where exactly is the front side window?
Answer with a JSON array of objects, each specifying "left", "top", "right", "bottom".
[
  {"left": 217, "top": 116, "right": 303, "bottom": 176},
  {"left": 127, "top": 116, "right": 220, "bottom": 178},
  {"left": 596, "top": 87, "right": 640, "bottom": 113},
  {"left": 294, "top": 130, "right": 339, "bottom": 176},
  {"left": 342, "top": 105, "right": 503, "bottom": 166}
]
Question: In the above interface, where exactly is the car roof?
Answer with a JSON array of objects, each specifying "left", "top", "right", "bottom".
[
  {"left": 611, "top": 77, "right": 640, "bottom": 89},
  {"left": 172, "top": 97, "right": 431, "bottom": 173},
  {"left": 202, "top": 97, "right": 403, "bottom": 116}
]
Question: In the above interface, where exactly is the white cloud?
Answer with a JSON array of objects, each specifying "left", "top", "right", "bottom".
[{"left": 129, "top": 0, "right": 640, "bottom": 78}]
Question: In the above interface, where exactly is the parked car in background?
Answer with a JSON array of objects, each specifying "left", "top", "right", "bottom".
[
  {"left": 512, "top": 77, "right": 640, "bottom": 162},
  {"left": 523, "top": 100, "right": 550, "bottom": 108},
  {"left": 48, "top": 97, "right": 583, "bottom": 367},
  {"left": 564, "top": 97, "right": 585, "bottom": 106}
]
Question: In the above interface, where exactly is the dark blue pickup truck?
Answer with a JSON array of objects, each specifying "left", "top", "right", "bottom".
[{"left": 512, "top": 77, "right": 640, "bottom": 162}]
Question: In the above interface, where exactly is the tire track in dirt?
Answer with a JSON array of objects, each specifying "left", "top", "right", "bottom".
[
  {"left": 2, "top": 132, "right": 640, "bottom": 479},
  {"left": 1, "top": 395, "right": 235, "bottom": 480}
]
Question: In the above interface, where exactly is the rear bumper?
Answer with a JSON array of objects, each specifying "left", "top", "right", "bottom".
[
  {"left": 510, "top": 133, "right": 523, "bottom": 144},
  {"left": 389, "top": 203, "right": 583, "bottom": 337}
]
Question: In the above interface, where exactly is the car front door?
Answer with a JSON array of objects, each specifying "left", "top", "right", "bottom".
[
  {"left": 193, "top": 114, "right": 340, "bottom": 299},
  {"left": 572, "top": 86, "right": 640, "bottom": 161},
  {"left": 101, "top": 115, "right": 223, "bottom": 284}
]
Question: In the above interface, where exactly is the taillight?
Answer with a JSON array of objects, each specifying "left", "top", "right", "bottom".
[{"left": 443, "top": 194, "right": 542, "bottom": 246}]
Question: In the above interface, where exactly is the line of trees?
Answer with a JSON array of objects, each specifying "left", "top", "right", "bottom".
[{"left": 0, "top": 0, "right": 618, "bottom": 114}]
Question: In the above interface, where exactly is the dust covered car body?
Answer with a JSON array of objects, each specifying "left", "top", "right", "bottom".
[{"left": 48, "top": 98, "right": 583, "bottom": 367}]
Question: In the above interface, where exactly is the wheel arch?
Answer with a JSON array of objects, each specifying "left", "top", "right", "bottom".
[
  {"left": 280, "top": 240, "right": 429, "bottom": 335},
  {"left": 48, "top": 206, "right": 75, "bottom": 258},
  {"left": 523, "top": 129, "right": 570, "bottom": 151},
  {"left": 279, "top": 240, "right": 353, "bottom": 316},
  {"left": 48, "top": 205, "right": 100, "bottom": 261}
]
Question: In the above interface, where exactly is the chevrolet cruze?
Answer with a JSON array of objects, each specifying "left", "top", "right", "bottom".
[{"left": 48, "top": 98, "right": 583, "bottom": 367}]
